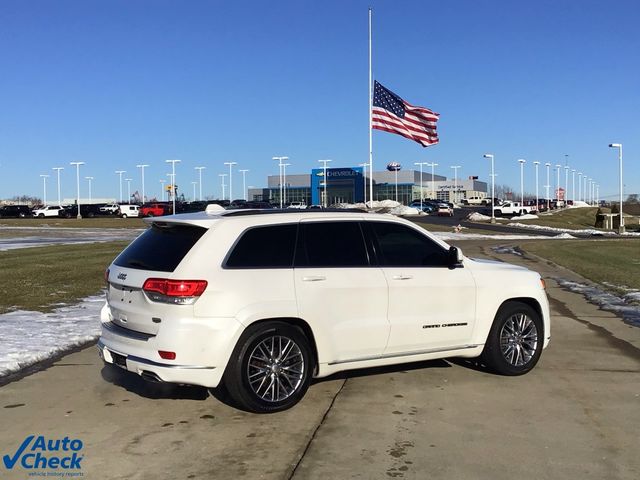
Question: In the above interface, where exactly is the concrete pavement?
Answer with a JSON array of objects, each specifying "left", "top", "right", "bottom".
[{"left": 1, "top": 240, "right": 638, "bottom": 479}]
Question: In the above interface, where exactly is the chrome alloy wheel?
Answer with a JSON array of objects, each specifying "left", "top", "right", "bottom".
[
  {"left": 499, "top": 313, "right": 539, "bottom": 367},
  {"left": 246, "top": 335, "right": 305, "bottom": 402}
]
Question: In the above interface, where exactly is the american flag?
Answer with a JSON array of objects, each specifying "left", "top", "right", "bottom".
[{"left": 372, "top": 81, "right": 439, "bottom": 147}]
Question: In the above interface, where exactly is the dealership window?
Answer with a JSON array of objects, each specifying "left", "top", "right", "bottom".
[
  {"left": 369, "top": 222, "right": 448, "bottom": 267},
  {"left": 225, "top": 224, "right": 298, "bottom": 268},
  {"left": 296, "top": 222, "right": 369, "bottom": 267}
]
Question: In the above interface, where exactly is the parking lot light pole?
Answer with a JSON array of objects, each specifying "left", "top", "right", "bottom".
[
  {"left": 359, "top": 163, "right": 368, "bottom": 204},
  {"left": 136, "top": 164, "right": 149, "bottom": 204},
  {"left": 564, "top": 165, "right": 570, "bottom": 206},
  {"left": 195, "top": 166, "right": 206, "bottom": 201},
  {"left": 533, "top": 161, "right": 540, "bottom": 211},
  {"left": 571, "top": 169, "right": 576, "bottom": 203},
  {"left": 224, "top": 161, "right": 237, "bottom": 203},
  {"left": 577, "top": 172, "right": 582, "bottom": 202},
  {"left": 609, "top": 142, "right": 625, "bottom": 232},
  {"left": 239, "top": 169, "right": 249, "bottom": 201},
  {"left": 219, "top": 173, "right": 227, "bottom": 201},
  {"left": 414, "top": 162, "right": 428, "bottom": 210},
  {"left": 318, "top": 159, "right": 332, "bottom": 208},
  {"left": 282, "top": 163, "right": 291, "bottom": 206},
  {"left": 191, "top": 181, "right": 197, "bottom": 201},
  {"left": 165, "top": 159, "right": 181, "bottom": 214},
  {"left": 544, "top": 163, "right": 551, "bottom": 210},
  {"left": 52, "top": 167, "right": 63, "bottom": 207},
  {"left": 518, "top": 159, "right": 526, "bottom": 206},
  {"left": 86, "top": 176, "right": 94, "bottom": 204},
  {"left": 40, "top": 174, "right": 49, "bottom": 206},
  {"left": 483, "top": 154, "right": 495, "bottom": 223},
  {"left": 426, "top": 162, "right": 438, "bottom": 200},
  {"left": 450, "top": 165, "right": 461, "bottom": 205},
  {"left": 554, "top": 164, "right": 561, "bottom": 206},
  {"left": 115, "top": 170, "right": 126, "bottom": 203},
  {"left": 125, "top": 178, "right": 132, "bottom": 204},
  {"left": 159, "top": 179, "right": 166, "bottom": 201},
  {"left": 272, "top": 156, "right": 288, "bottom": 208},
  {"left": 70, "top": 162, "right": 85, "bottom": 219}
]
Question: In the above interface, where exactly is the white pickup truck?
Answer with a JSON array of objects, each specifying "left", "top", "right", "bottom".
[{"left": 493, "top": 201, "right": 536, "bottom": 216}]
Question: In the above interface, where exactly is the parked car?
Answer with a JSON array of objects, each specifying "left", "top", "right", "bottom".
[
  {"left": 461, "top": 196, "right": 490, "bottom": 206},
  {"left": 287, "top": 202, "right": 307, "bottom": 209},
  {"left": 493, "top": 201, "right": 537, "bottom": 217},
  {"left": 32, "top": 205, "right": 63, "bottom": 218},
  {"left": 100, "top": 203, "right": 120, "bottom": 215},
  {"left": 408, "top": 201, "right": 436, "bottom": 214},
  {"left": 0, "top": 205, "right": 32, "bottom": 218},
  {"left": 118, "top": 205, "right": 140, "bottom": 218},
  {"left": 100, "top": 210, "right": 551, "bottom": 413},
  {"left": 58, "top": 204, "right": 102, "bottom": 218},
  {"left": 140, "top": 202, "right": 172, "bottom": 217},
  {"left": 436, "top": 204, "right": 454, "bottom": 217}
]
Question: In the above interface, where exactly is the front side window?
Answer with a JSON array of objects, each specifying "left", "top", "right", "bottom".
[
  {"left": 225, "top": 224, "right": 297, "bottom": 268},
  {"left": 296, "top": 221, "right": 369, "bottom": 267},
  {"left": 369, "top": 222, "right": 448, "bottom": 267}
]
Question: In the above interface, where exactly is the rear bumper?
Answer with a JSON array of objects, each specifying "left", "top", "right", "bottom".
[
  {"left": 97, "top": 340, "right": 222, "bottom": 387},
  {"left": 98, "top": 302, "right": 244, "bottom": 388}
]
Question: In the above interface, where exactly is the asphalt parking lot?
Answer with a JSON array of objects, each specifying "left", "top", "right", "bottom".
[{"left": 1, "top": 240, "right": 639, "bottom": 480}]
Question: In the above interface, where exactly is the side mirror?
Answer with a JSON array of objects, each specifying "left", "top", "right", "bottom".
[{"left": 448, "top": 246, "right": 463, "bottom": 269}]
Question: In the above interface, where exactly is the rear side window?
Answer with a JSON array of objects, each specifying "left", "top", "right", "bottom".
[
  {"left": 296, "top": 222, "right": 369, "bottom": 267},
  {"left": 114, "top": 224, "right": 207, "bottom": 272},
  {"left": 225, "top": 224, "right": 297, "bottom": 268},
  {"left": 369, "top": 222, "right": 448, "bottom": 267}
]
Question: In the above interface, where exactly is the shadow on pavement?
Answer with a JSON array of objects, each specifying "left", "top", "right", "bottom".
[{"left": 313, "top": 358, "right": 452, "bottom": 384}]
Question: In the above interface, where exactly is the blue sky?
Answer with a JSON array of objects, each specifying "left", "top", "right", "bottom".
[{"left": 1, "top": 0, "right": 638, "bottom": 202}]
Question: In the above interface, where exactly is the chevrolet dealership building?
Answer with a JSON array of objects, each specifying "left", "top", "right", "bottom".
[{"left": 248, "top": 166, "right": 488, "bottom": 206}]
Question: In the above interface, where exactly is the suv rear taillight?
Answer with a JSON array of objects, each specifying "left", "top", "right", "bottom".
[{"left": 142, "top": 278, "right": 208, "bottom": 305}]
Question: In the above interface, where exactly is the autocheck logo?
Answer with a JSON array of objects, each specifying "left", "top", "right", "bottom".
[{"left": 3, "top": 435, "right": 84, "bottom": 472}]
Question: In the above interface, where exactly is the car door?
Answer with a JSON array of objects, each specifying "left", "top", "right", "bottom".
[
  {"left": 294, "top": 220, "right": 389, "bottom": 364},
  {"left": 364, "top": 221, "right": 477, "bottom": 356}
]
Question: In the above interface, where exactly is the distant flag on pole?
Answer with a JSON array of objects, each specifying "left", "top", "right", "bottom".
[{"left": 372, "top": 81, "right": 439, "bottom": 147}]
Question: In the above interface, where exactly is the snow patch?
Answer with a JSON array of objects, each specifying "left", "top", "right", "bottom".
[
  {"left": 555, "top": 278, "right": 640, "bottom": 327},
  {"left": 491, "top": 246, "right": 522, "bottom": 256},
  {"left": 467, "top": 212, "right": 492, "bottom": 221},
  {"left": 0, "top": 295, "right": 105, "bottom": 378}
]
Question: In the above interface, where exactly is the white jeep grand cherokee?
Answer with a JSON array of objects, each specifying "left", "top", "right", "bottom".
[{"left": 99, "top": 209, "right": 550, "bottom": 412}]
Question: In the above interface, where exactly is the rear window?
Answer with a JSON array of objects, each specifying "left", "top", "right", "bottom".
[{"left": 113, "top": 223, "right": 207, "bottom": 272}]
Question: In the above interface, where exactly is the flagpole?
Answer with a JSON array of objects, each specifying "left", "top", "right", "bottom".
[{"left": 368, "top": 7, "right": 373, "bottom": 206}]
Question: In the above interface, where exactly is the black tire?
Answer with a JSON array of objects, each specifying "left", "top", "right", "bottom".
[
  {"left": 224, "top": 321, "right": 313, "bottom": 413},
  {"left": 87, "top": 212, "right": 95, "bottom": 218},
  {"left": 481, "top": 301, "right": 543, "bottom": 376},
  {"left": 38, "top": 213, "right": 44, "bottom": 218},
  {"left": 121, "top": 214, "right": 128, "bottom": 218},
  {"left": 494, "top": 209, "right": 502, "bottom": 217}
]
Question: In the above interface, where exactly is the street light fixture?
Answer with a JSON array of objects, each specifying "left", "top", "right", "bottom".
[
  {"left": 224, "top": 161, "right": 238, "bottom": 202},
  {"left": 70, "top": 162, "right": 85, "bottom": 219},
  {"left": 165, "top": 159, "right": 181, "bottom": 214},
  {"left": 318, "top": 160, "right": 332, "bottom": 208},
  {"left": 40, "top": 174, "right": 49, "bottom": 206},
  {"left": 52, "top": 167, "right": 63, "bottom": 207},
  {"left": 86, "top": 176, "right": 94, "bottom": 203},
  {"left": 426, "top": 162, "right": 438, "bottom": 200},
  {"left": 239, "top": 169, "right": 249, "bottom": 201},
  {"left": 195, "top": 166, "right": 206, "bottom": 201},
  {"left": 483, "top": 154, "right": 496, "bottom": 223},
  {"left": 115, "top": 170, "right": 126, "bottom": 203},
  {"left": 136, "top": 164, "right": 149, "bottom": 204},
  {"left": 608, "top": 143, "right": 624, "bottom": 233},
  {"left": 272, "top": 156, "right": 288, "bottom": 208},
  {"left": 518, "top": 159, "right": 526, "bottom": 206},
  {"left": 450, "top": 165, "right": 461, "bottom": 205}
]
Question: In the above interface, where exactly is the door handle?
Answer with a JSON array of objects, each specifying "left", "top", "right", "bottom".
[
  {"left": 392, "top": 275, "right": 413, "bottom": 280},
  {"left": 302, "top": 275, "right": 326, "bottom": 282}
]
